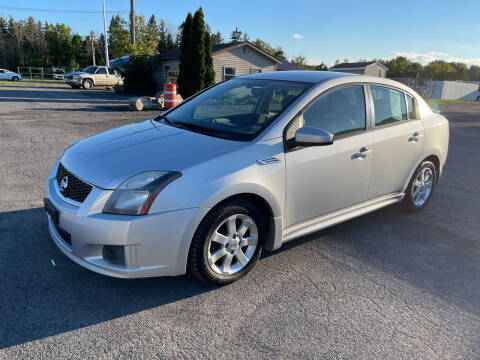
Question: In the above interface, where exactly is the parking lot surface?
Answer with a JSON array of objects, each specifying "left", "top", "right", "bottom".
[{"left": 1, "top": 86, "right": 479, "bottom": 359}]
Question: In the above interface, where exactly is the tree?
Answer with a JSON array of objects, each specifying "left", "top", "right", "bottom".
[
  {"left": 108, "top": 14, "right": 130, "bottom": 59},
  {"left": 177, "top": 13, "right": 193, "bottom": 96},
  {"left": 423, "top": 60, "right": 456, "bottom": 80},
  {"left": 204, "top": 31, "right": 215, "bottom": 86},
  {"left": 157, "top": 19, "right": 175, "bottom": 53},
  {"left": 252, "top": 38, "right": 285, "bottom": 58},
  {"left": 241, "top": 31, "right": 250, "bottom": 42},
  {"left": 211, "top": 31, "right": 223, "bottom": 45},
  {"left": 230, "top": 27, "right": 242, "bottom": 43},
  {"left": 190, "top": 7, "right": 207, "bottom": 94}
]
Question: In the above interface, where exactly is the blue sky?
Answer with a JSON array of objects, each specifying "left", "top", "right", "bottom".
[{"left": 1, "top": 0, "right": 479, "bottom": 66}]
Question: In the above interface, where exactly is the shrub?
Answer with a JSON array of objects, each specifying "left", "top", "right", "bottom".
[{"left": 121, "top": 55, "right": 158, "bottom": 93}]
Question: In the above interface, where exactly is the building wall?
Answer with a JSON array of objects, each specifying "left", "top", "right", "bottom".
[
  {"left": 365, "top": 64, "right": 387, "bottom": 77},
  {"left": 427, "top": 81, "right": 480, "bottom": 100},
  {"left": 213, "top": 46, "right": 276, "bottom": 83}
]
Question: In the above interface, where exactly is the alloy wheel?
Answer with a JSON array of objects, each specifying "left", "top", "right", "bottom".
[
  {"left": 411, "top": 167, "right": 434, "bottom": 207},
  {"left": 207, "top": 214, "right": 258, "bottom": 275}
]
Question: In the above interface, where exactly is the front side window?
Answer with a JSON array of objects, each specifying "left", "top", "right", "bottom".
[
  {"left": 0, "top": 70, "right": 4, "bottom": 73},
  {"left": 96, "top": 68, "right": 107, "bottom": 75},
  {"left": 159, "top": 78, "right": 311, "bottom": 141},
  {"left": 371, "top": 85, "right": 407, "bottom": 126},
  {"left": 223, "top": 67, "right": 236, "bottom": 81},
  {"left": 301, "top": 85, "right": 366, "bottom": 137}
]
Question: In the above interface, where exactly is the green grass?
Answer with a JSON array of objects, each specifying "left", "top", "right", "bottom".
[{"left": 0, "top": 80, "right": 67, "bottom": 87}]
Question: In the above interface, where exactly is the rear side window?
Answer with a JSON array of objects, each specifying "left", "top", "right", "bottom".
[
  {"left": 108, "top": 68, "right": 116, "bottom": 75},
  {"left": 371, "top": 86, "right": 407, "bottom": 126},
  {"left": 406, "top": 94, "right": 418, "bottom": 120},
  {"left": 97, "top": 68, "right": 107, "bottom": 74}
]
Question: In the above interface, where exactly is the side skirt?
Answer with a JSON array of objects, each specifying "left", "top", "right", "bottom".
[{"left": 282, "top": 193, "right": 404, "bottom": 243}]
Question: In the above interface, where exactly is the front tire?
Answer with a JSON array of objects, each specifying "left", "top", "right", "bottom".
[
  {"left": 188, "top": 199, "right": 265, "bottom": 285},
  {"left": 12, "top": 76, "right": 19, "bottom": 81},
  {"left": 82, "top": 79, "right": 93, "bottom": 89},
  {"left": 401, "top": 160, "right": 436, "bottom": 213}
]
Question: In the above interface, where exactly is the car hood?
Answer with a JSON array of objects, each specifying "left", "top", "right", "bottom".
[
  {"left": 66, "top": 72, "right": 87, "bottom": 76},
  {"left": 61, "top": 120, "right": 245, "bottom": 189}
]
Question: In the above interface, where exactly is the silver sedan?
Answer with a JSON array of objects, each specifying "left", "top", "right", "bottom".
[{"left": 44, "top": 71, "right": 449, "bottom": 284}]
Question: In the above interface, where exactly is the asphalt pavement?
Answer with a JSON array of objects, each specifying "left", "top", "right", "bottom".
[{"left": 0, "top": 86, "right": 479, "bottom": 359}]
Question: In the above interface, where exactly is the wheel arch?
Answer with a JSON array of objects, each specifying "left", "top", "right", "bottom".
[{"left": 403, "top": 153, "right": 441, "bottom": 192}]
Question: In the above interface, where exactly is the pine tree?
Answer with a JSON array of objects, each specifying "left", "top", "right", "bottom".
[
  {"left": 230, "top": 27, "right": 242, "bottom": 43},
  {"left": 190, "top": 7, "right": 206, "bottom": 95},
  {"left": 177, "top": 13, "right": 193, "bottom": 97},
  {"left": 204, "top": 31, "right": 215, "bottom": 86}
]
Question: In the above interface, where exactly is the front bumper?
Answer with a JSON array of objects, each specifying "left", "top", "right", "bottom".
[
  {"left": 66, "top": 79, "right": 82, "bottom": 86},
  {"left": 44, "top": 175, "right": 208, "bottom": 278}
]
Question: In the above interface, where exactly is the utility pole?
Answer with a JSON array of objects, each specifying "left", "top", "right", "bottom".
[
  {"left": 90, "top": 31, "right": 96, "bottom": 66},
  {"left": 102, "top": 0, "right": 109, "bottom": 66},
  {"left": 130, "top": 0, "right": 135, "bottom": 45}
]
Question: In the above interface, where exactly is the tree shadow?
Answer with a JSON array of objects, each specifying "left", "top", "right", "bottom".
[{"left": 0, "top": 207, "right": 215, "bottom": 349}]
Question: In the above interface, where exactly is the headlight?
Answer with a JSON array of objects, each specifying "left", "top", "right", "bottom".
[{"left": 103, "top": 171, "right": 181, "bottom": 215}]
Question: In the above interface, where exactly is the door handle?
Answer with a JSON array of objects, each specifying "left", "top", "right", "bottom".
[
  {"left": 352, "top": 147, "right": 372, "bottom": 159},
  {"left": 408, "top": 132, "right": 423, "bottom": 142}
]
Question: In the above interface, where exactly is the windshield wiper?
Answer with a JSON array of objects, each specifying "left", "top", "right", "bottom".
[
  {"left": 153, "top": 114, "right": 172, "bottom": 125},
  {"left": 170, "top": 121, "right": 236, "bottom": 140}
]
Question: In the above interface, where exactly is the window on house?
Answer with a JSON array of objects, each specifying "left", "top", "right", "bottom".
[
  {"left": 250, "top": 68, "right": 262, "bottom": 74},
  {"left": 223, "top": 67, "right": 236, "bottom": 81},
  {"left": 370, "top": 85, "right": 407, "bottom": 126}
]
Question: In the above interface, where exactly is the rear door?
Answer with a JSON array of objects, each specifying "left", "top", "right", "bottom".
[
  {"left": 367, "top": 85, "right": 424, "bottom": 199},
  {"left": 284, "top": 84, "right": 374, "bottom": 228},
  {"left": 0, "top": 69, "right": 7, "bottom": 80}
]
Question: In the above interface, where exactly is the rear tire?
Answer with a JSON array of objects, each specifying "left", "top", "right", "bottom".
[
  {"left": 401, "top": 160, "right": 436, "bottom": 213},
  {"left": 82, "top": 79, "right": 93, "bottom": 90},
  {"left": 188, "top": 199, "right": 265, "bottom": 285}
]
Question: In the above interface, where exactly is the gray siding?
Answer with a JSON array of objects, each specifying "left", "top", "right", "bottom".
[
  {"left": 365, "top": 64, "right": 387, "bottom": 77},
  {"left": 213, "top": 46, "right": 276, "bottom": 83}
]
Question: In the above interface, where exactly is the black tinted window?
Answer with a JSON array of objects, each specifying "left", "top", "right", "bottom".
[
  {"left": 371, "top": 86, "right": 407, "bottom": 126},
  {"left": 97, "top": 68, "right": 107, "bottom": 74},
  {"left": 108, "top": 68, "right": 116, "bottom": 75},
  {"left": 302, "top": 85, "right": 366, "bottom": 136}
]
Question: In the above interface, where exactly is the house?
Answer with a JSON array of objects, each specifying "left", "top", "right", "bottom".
[
  {"left": 329, "top": 61, "right": 388, "bottom": 77},
  {"left": 275, "top": 57, "right": 302, "bottom": 71},
  {"left": 156, "top": 41, "right": 281, "bottom": 87}
]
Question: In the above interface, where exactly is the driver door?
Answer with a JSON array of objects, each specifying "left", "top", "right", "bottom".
[
  {"left": 284, "top": 84, "right": 374, "bottom": 228},
  {"left": 94, "top": 67, "right": 109, "bottom": 85}
]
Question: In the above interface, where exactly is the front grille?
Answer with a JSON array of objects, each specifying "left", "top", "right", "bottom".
[{"left": 56, "top": 163, "right": 93, "bottom": 203}]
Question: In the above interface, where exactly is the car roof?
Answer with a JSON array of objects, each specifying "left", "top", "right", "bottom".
[{"left": 239, "top": 70, "right": 355, "bottom": 83}]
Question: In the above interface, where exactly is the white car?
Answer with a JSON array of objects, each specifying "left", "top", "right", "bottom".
[
  {"left": 44, "top": 71, "right": 449, "bottom": 284},
  {"left": 0, "top": 69, "right": 21, "bottom": 81}
]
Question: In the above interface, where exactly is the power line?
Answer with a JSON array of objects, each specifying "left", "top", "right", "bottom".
[{"left": 0, "top": 6, "right": 128, "bottom": 14}]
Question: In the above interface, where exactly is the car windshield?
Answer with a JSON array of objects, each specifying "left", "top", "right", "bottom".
[
  {"left": 158, "top": 78, "right": 311, "bottom": 141},
  {"left": 83, "top": 66, "right": 97, "bottom": 74}
]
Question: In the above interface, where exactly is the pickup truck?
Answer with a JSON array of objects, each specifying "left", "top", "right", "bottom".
[{"left": 65, "top": 66, "right": 123, "bottom": 89}]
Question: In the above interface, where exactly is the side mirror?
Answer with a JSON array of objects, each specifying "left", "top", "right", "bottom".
[{"left": 295, "top": 126, "right": 334, "bottom": 146}]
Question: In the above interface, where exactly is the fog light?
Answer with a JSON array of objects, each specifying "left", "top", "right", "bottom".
[{"left": 102, "top": 245, "right": 125, "bottom": 265}]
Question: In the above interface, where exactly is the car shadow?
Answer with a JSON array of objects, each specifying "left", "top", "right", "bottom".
[{"left": 0, "top": 207, "right": 215, "bottom": 349}]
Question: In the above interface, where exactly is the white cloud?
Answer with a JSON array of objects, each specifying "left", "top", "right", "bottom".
[
  {"left": 292, "top": 33, "right": 304, "bottom": 39},
  {"left": 391, "top": 51, "right": 480, "bottom": 66}
]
